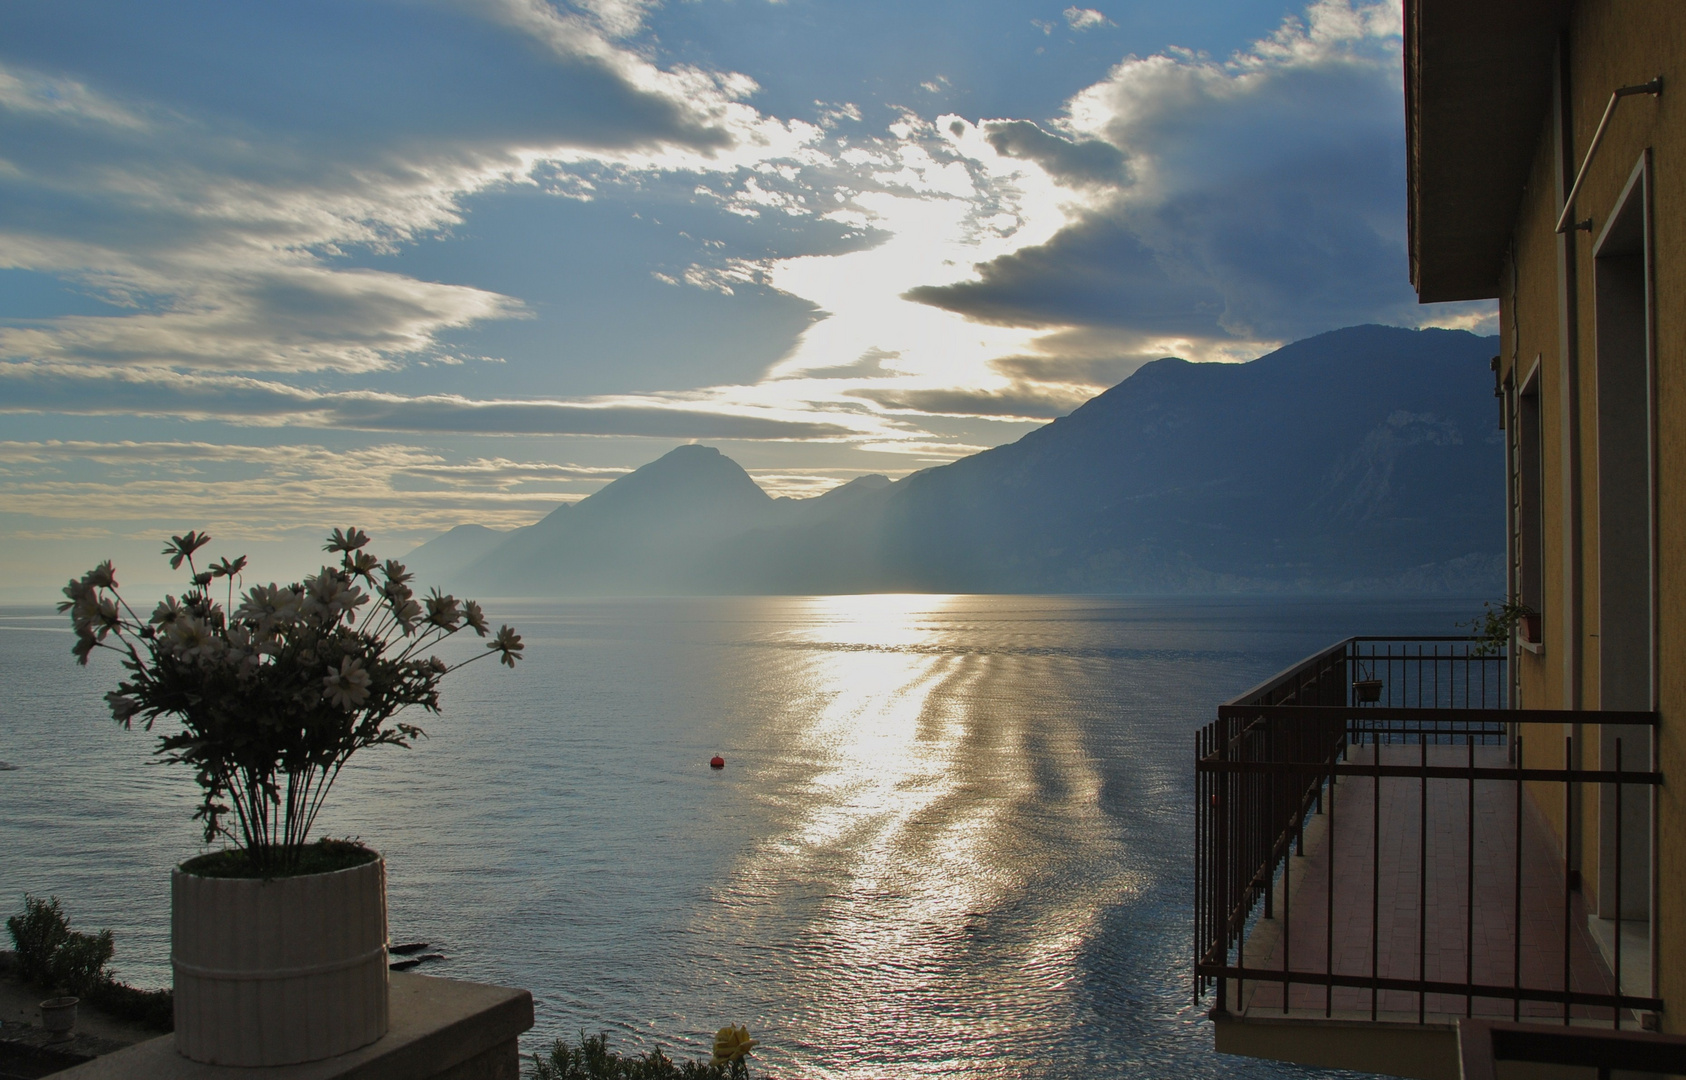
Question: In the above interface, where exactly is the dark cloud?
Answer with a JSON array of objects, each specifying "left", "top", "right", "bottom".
[
  {"left": 914, "top": 26, "right": 1491, "bottom": 345},
  {"left": 850, "top": 384, "right": 1089, "bottom": 419},
  {"left": 905, "top": 214, "right": 1226, "bottom": 333},
  {"left": 795, "top": 347, "right": 902, "bottom": 380},
  {"left": 982, "top": 120, "right": 1127, "bottom": 186},
  {"left": 989, "top": 354, "right": 1153, "bottom": 389},
  {"left": 911, "top": 130, "right": 1413, "bottom": 342}
]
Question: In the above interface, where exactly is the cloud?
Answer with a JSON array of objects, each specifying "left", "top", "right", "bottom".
[
  {"left": 468, "top": 0, "right": 769, "bottom": 153},
  {"left": 908, "top": 0, "right": 1494, "bottom": 346},
  {"left": 791, "top": 347, "right": 904, "bottom": 380},
  {"left": 0, "top": 439, "right": 625, "bottom": 488},
  {"left": 814, "top": 101, "right": 863, "bottom": 129},
  {"left": 0, "top": 439, "right": 603, "bottom": 483},
  {"left": 1063, "top": 8, "right": 1114, "bottom": 32},
  {"left": 980, "top": 121, "right": 1126, "bottom": 187},
  {"left": 989, "top": 353, "right": 1149, "bottom": 389},
  {"left": 397, "top": 460, "right": 631, "bottom": 487},
  {"left": 850, "top": 383, "right": 1091, "bottom": 420},
  {"left": 0, "top": 365, "right": 854, "bottom": 439},
  {"left": 0, "top": 0, "right": 1495, "bottom": 480},
  {"left": 0, "top": 0, "right": 824, "bottom": 379},
  {"left": 0, "top": 439, "right": 617, "bottom": 538},
  {"left": 606, "top": 0, "right": 1488, "bottom": 435},
  {"left": 0, "top": 265, "right": 520, "bottom": 373},
  {"left": 0, "top": 66, "right": 149, "bottom": 129},
  {"left": 906, "top": 214, "right": 1227, "bottom": 333}
]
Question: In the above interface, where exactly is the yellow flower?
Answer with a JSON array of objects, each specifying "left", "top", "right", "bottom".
[{"left": 711, "top": 1025, "right": 758, "bottom": 1065}]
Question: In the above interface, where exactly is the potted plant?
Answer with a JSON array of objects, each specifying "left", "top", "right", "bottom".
[
  {"left": 1464, "top": 599, "right": 1537, "bottom": 655},
  {"left": 61, "top": 528, "right": 523, "bottom": 1066},
  {"left": 1351, "top": 660, "right": 1383, "bottom": 704}
]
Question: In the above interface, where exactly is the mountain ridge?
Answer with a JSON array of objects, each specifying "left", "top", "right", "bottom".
[{"left": 414, "top": 324, "right": 1504, "bottom": 596}]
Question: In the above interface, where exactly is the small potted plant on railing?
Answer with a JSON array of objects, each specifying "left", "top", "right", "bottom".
[
  {"left": 1351, "top": 660, "right": 1383, "bottom": 704},
  {"left": 61, "top": 528, "right": 522, "bottom": 1066}
]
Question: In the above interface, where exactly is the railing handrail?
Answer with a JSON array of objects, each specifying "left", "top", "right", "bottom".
[
  {"left": 1223, "top": 638, "right": 1352, "bottom": 708},
  {"left": 1215, "top": 705, "right": 1658, "bottom": 725},
  {"left": 1199, "top": 758, "right": 1661, "bottom": 785},
  {"left": 1221, "top": 635, "right": 1490, "bottom": 709}
]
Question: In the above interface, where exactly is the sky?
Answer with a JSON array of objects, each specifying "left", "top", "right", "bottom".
[{"left": 0, "top": 0, "right": 1495, "bottom": 598}]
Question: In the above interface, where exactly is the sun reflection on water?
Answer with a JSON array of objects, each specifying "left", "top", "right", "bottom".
[{"left": 698, "top": 594, "right": 1119, "bottom": 1077}]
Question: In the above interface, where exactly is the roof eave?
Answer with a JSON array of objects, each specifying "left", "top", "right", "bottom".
[{"left": 1405, "top": 0, "right": 1574, "bottom": 303}]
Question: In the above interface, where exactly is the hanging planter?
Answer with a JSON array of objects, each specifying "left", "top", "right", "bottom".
[{"left": 1351, "top": 660, "right": 1383, "bottom": 704}]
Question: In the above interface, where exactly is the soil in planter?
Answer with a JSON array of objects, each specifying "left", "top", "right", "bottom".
[{"left": 179, "top": 839, "right": 378, "bottom": 880}]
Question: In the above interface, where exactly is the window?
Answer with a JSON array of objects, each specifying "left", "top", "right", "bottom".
[{"left": 1515, "top": 363, "right": 1544, "bottom": 645}]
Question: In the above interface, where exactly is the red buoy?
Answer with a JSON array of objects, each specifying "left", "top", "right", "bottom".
[{"left": 710, "top": 755, "right": 725, "bottom": 769}]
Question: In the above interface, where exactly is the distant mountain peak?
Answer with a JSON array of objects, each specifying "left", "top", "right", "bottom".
[
  {"left": 577, "top": 443, "right": 773, "bottom": 518},
  {"left": 818, "top": 474, "right": 892, "bottom": 498}
]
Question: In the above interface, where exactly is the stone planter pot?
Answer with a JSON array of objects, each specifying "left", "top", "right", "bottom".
[
  {"left": 39, "top": 996, "right": 77, "bottom": 1041},
  {"left": 172, "top": 855, "right": 389, "bottom": 1066}
]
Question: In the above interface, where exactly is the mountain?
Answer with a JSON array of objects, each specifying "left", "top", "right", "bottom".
[
  {"left": 863, "top": 324, "right": 1504, "bottom": 592},
  {"left": 418, "top": 325, "right": 1504, "bottom": 597},
  {"left": 403, "top": 523, "right": 509, "bottom": 583},
  {"left": 451, "top": 444, "right": 785, "bottom": 595}
]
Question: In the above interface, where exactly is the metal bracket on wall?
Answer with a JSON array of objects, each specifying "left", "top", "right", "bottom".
[{"left": 1555, "top": 77, "right": 1664, "bottom": 235}]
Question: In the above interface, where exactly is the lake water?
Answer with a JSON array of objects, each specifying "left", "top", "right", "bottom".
[{"left": 0, "top": 594, "right": 1479, "bottom": 1078}]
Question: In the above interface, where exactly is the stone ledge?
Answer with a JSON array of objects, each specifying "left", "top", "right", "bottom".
[{"left": 51, "top": 973, "right": 533, "bottom": 1080}]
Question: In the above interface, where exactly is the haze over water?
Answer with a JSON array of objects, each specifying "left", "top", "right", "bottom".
[{"left": 0, "top": 595, "right": 1471, "bottom": 1077}]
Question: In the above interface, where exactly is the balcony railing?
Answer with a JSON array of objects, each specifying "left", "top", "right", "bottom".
[{"left": 1195, "top": 637, "right": 1661, "bottom": 1027}]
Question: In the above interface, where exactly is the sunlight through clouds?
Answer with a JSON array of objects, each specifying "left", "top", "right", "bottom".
[{"left": 0, "top": 0, "right": 1495, "bottom": 586}]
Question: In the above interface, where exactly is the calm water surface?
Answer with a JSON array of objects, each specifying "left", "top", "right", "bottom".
[{"left": 0, "top": 595, "right": 1476, "bottom": 1077}]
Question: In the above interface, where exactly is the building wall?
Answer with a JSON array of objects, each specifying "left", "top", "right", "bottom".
[
  {"left": 1503, "top": 98, "right": 1568, "bottom": 840},
  {"left": 1495, "top": 0, "right": 1685, "bottom": 1028}
]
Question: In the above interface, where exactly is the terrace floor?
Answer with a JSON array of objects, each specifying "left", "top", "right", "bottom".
[{"left": 1224, "top": 743, "right": 1644, "bottom": 1027}]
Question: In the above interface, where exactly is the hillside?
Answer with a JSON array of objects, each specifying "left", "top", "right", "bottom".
[{"left": 412, "top": 325, "right": 1504, "bottom": 596}]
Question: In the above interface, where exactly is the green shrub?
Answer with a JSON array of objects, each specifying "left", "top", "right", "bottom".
[
  {"left": 85, "top": 979, "right": 174, "bottom": 1031},
  {"left": 6, "top": 894, "right": 113, "bottom": 996},
  {"left": 6, "top": 894, "right": 173, "bottom": 1031},
  {"left": 7, "top": 895, "right": 72, "bottom": 986},
  {"left": 531, "top": 1033, "right": 747, "bottom": 1080},
  {"left": 49, "top": 926, "right": 114, "bottom": 996}
]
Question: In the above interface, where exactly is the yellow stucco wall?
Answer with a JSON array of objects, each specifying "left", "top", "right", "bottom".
[
  {"left": 1503, "top": 98, "right": 1566, "bottom": 839},
  {"left": 1494, "top": 0, "right": 1686, "bottom": 1029}
]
